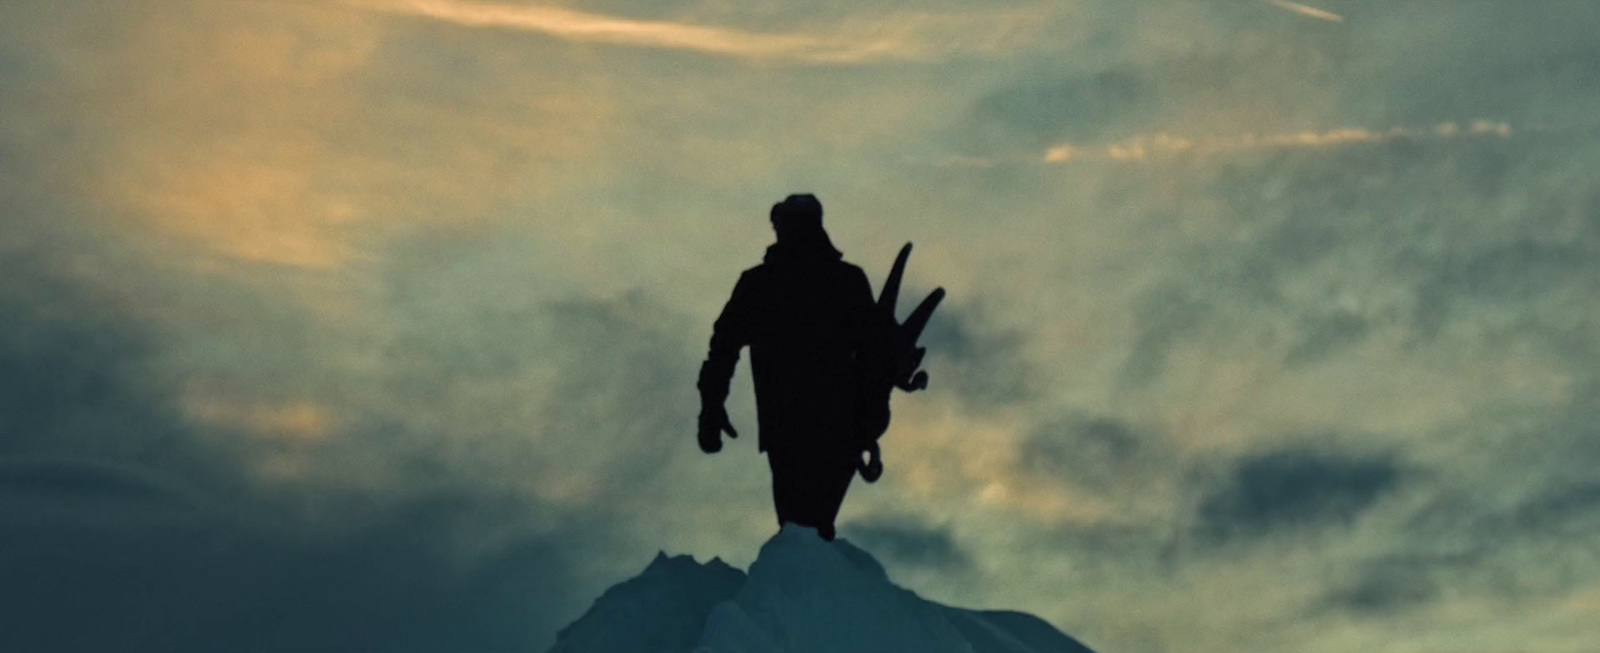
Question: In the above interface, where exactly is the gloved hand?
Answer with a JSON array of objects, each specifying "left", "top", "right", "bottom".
[
  {"left": 857, "top": 441, "right": 883, "bottom": 483},
  {"left": 698, "top": 404, "right": 738, "bottom": 454}
]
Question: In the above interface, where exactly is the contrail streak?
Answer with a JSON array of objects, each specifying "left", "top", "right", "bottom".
[
  {"left": 1040, "top": 120, "right": 1512, "bottom": 164},
  {"left": 343, "top": 0, "right": 1038, "bottom": 63},
  {"left": 1263, "top": 0, "right": 1344, "bottom": 22}
]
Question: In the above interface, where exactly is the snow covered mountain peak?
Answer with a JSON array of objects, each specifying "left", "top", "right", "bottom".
[{"left": 550, "top": 525, "right": 1097, "bottom": 653}]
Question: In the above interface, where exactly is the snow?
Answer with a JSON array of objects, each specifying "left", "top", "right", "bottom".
[{"left": 550, "top": 524, "right": 1097, "bottom": 653}]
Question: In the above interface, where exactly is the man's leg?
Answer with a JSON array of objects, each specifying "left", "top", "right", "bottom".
[
  {"left": 767, "top": 450, "right": 802, "bottom": 531},
  {"left": 768, "top": 444, "right": 856, "bottom": 541},
  {"left": 806, "top": 450, "right": 856, "bottom": 541}
]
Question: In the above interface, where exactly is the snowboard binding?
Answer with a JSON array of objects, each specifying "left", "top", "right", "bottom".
[{"left": 856, "top": 243, "right": 944, "bottom": 483}]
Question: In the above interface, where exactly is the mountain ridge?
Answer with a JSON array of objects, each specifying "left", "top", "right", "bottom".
[{"left": 550, "top": 524, "right": 1097, "bottom": 653}]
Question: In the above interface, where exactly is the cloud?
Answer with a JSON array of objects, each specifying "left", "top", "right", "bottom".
[
  {"left": 1345, "top": 4, "right": 1600, "bottom": 128},
  {"left": 1374, "top": 476, "right": 1600, "bottom": 610},
  {"left": 1192, "top": 446, "right": 1406, "bottom": 544},
  {"left": 842, "top": 514, "right": 973, "bottom": 573},
  {"left": 1262, "top": 0, "right": 1344, "bottom": 23},
  {"left": 1117, "top": 287, "right": 1212, "bottom": 391},
  {"left": 909, "top": 8, "right": 1600, "bottom": 646},
  {"left": 0, "top": 252, "right": 630, "bottom": 648},
  {"left": 954, "top": 21, "right": 1365, "bottom": 161},
  {"left": 1038, "top": 120, "right": 1516, "bottom": 164},
  {"left": 367, "top": 236, "right": 705, "bottom": 505},
  {"left": 349, "top": 0, "right": 1053, "bottom": 64},
  {"left": 1411, "top": 237, "right": 1600, "bottom": 339},
  {"left": 1084, "top": 129, "right": 1600, "bottom": 450},
  {"left": 0, "top": 460, "right": 595, "bottom": 652},
  {"left": 0, "top": 457, "right": 205, "bottom": 511},
  {"left": 3, "top": 0, "right": 625, "bottom": 272},
  {"left": 1019, "top": 415, "right": 1150, "bottom": 496},
  {"left": 917, "top": 300, "right": 1033, "bottom": 408},
  {"left": 8, "top": 1, "right": 1600, "bottom": 651},
  {"left": 1319, "top": 556, "right": 1443, "bottom": 614},
  {"left": 0, "top": 159, "right": 670, "bottom": 653},
  {"left": 0, "top": 241, "right": 190, "bottom": 466},
  {"left": 964, "top": 68, "right": 1153, "bottom": 152},
  {"left": 351, "top": 0, "right": 873, "bottom": 61},
  {"left": 1283, "top": 309, "right": 1370, "bottom": 367},
  {"left": 1511, "top": 482, "right": 1600, "bottom": 533}
]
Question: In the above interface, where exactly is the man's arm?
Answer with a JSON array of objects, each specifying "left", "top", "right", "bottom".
[{"left": 696, "top": 271, "right": 755, "bottom": 452}]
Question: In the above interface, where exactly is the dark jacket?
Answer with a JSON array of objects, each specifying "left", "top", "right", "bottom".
[{"left": 698, "top": 238, "right": 876, "bottom": 453}]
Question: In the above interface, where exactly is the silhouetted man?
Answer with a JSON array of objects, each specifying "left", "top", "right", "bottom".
[{"left": 697, "top": 194, "right": 876, "bottom": 541}]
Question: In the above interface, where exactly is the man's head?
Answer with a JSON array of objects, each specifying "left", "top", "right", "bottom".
[{"left": 770, "top": 194, "right": 823, "bottom": 242}]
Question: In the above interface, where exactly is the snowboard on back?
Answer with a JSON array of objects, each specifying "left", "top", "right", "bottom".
[{"left": 855, "top": 243, "right": 944, "bottom": 483}]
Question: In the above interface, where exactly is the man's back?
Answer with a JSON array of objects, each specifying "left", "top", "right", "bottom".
[{"left": 726, "top": 242, "right": 873, "bottom": 452}]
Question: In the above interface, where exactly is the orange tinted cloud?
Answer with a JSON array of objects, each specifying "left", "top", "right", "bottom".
[
  {"left": 85, "top": 3, "right": 382, "bottom": 269},
  {"left": 1263, "top": 0, "right": 1344, "bottom": 22},
  {"left": 66, "top": 2, "right": 616, "bottom": 271},
  {"left": 349, "top": 0, "right": 1052, "bottom": 64},
  {"left": 184, "top": 393, "right": 337, "bottom": 442}
]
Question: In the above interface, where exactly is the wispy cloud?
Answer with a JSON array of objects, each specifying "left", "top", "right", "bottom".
[
  {"left": 346, "top": 0, "right": 1047, "bottom": 64},
  {"left": 912, "top": 120, "right": 1518, "bottom": 168},
  {"left": 1041, "top": 120, "right": 1513, "bottom": 164},
  {"left": 1263, "top": 0, "right": 1345, "bottom": 22}
]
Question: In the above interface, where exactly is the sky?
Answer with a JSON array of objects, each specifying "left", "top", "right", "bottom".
[{"left": 3, "top": 0, "right": 1600, "bottom": 651}]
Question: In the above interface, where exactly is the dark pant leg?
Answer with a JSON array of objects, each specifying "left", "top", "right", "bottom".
[
  {"left": 767, "top": 444, "right": 856, "bottom": 541},
  {"left": 806, "top": 453, "right": 855, "bottom": 541},
  {"left": 768, "top": 450, "right": 802, "bottom": 530}
]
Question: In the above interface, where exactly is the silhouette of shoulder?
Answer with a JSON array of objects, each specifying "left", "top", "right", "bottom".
[{"left": 734, "top": 260, "right": 871, "bottom": 300}]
